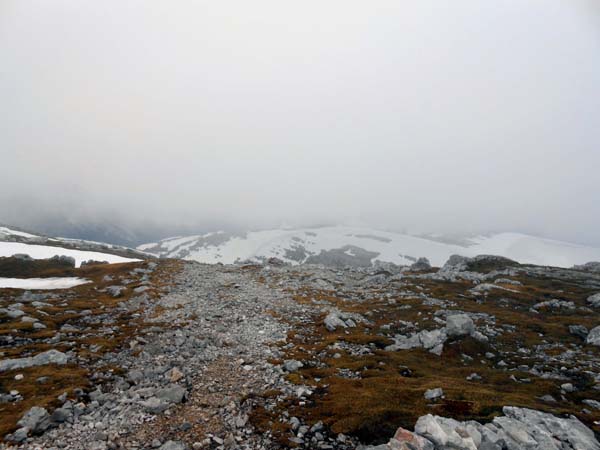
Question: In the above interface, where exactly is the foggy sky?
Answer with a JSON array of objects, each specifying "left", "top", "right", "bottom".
[{"left": 1, "top": 1, "right": 600, "bottom": 245}]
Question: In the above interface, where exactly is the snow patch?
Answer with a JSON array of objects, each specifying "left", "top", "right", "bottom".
[{"left": 0, "top": 277, "right": 90, "bottom": 289}]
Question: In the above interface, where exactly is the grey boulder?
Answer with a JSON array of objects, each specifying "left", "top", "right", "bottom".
[
  {"left": 106, "top": 286, "right": 126, "bottom": 298},
  {"left": 5, "top": 427, "right": 29, "bottom": 443},
  {"left": 424, "top": 388, "right": 444, "bottom": 401},
  {"left": 7, "top": 309, "right": 25, "bottom": 319},
  {"left": 323, "top": 310, "right": 363, "bottom": 331},
  {"left": 414, "top": 415, "right": 478, "bottom": 450},
  {"left": 583, "top": 399, "right": 600, "bottom": 410},
  {"left": 140, "top": 397, "right": 170, "bottom": 414},
  {"left": 324, "top": 312, "right": 348, "bottom": 331},
  {"left": 371, "top": 427, "right": 434, "bottom": 450},
  {"left": 0, "top": 350, "right": 69, "bottom": 372},
  {"left": 386, "top": 329, "right": 447, "bottom": 356},
  {"left": 283, "top": 360, "right": 304, "bottom": 372},
  {"left": 445, "top": 314, "right": 474, "bottom": 338},
  {"left": 569, "top": 325, "right": 588, "bottom": 340},
  {"left": 411, "top": 257, "right": 432, "bottom": 271},
  {"left": 156, "top": 384, "right": 187, "bottom": 404},
  {"left": 586, "top": 325, "right": 600, "bottom": 346},
  {"left": 51, "top": 406, "right": 73, "bottom": 423},
  {"left": 405, "top": 406, "right": 600, "bottom": 450},
  {"left": 50, "top": 255, "right": 76, "bottom": 267},
  {"left": 587, "top": 293, "right": 600, "bottom": 308},
  {"left": 17, "top": 406, "right": 51, "bottom": 434}
]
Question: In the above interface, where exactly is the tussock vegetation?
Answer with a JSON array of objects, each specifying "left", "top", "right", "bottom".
[
  {"left": 0, "top": 256, "right": 77, "bottom": 278},
  {"left": 254, "top": 269, "right": 600, "bottom": 445}
]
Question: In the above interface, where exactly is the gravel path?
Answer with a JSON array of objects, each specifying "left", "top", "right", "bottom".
[{"left": 21, "top": 262, "right": 309, "bottom": 450}]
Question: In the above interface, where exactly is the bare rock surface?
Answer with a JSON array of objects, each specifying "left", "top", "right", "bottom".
[
  {"left": 369, "top": 407, "right": 600, "bottom": 450},
  {"left": 0, "top": 350, "right": 68, "bottom": 372}
]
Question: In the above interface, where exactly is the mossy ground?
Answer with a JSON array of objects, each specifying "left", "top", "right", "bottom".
[
  {"left": 252, "top": 269, "right": 600, "bottom": 445},
  {"left": 0, "top": 259, "right": 182, "bottom": 438}
]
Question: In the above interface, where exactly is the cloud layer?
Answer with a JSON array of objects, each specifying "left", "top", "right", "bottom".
[{"left": 1, "top": 1, "right": 599, "bottom": 244}]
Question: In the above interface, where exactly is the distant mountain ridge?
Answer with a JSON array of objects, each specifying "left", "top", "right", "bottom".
[{"left": 138, "top": 226, "right": 600, "bottom": 268}]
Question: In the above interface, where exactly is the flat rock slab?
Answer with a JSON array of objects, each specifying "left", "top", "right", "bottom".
[{"left": 0, "top": 350, "right": 69, "bottom": 372}]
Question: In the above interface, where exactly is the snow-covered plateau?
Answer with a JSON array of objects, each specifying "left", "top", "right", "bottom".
[{"left": 139, "top": 226, "right": 600, "bottom": 268}]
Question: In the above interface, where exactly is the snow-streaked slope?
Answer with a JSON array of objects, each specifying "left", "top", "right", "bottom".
[
  {"left": 465, "top": 233, "right": 600, "bottom": 268},
  {"left": 0, "top": 225, "right": 143, "bottom": 267},
  {"left": 0, "top": 242, "right": 140, "bottom": 267},
  {"left": 0, "top": 277, "right": 90, "bottom": 289},
  {"left": 0, "top": 226, "right": 38, "bottom": 239},
  {"left": 139, "top": 226, "right": 600, "bottom": 268}
]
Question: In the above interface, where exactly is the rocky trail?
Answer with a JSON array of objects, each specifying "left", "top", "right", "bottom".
[
  {"left": 5, "top": 263, "right": 315, "bottom": 449},
  {"left": 2, "top": 256, "right": 600, "bottom": 449}
]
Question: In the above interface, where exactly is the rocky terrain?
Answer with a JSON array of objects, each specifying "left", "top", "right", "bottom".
[{"left": 1, "top": 254, "right": 600, "bottom": 449}]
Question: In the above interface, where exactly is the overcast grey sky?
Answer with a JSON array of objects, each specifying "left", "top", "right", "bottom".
[{"left": 1, "top": 1, "right": 599, "bottom": 244}]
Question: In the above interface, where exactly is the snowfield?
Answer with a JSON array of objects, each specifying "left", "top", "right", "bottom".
[
  {"left": 139, "top": 226, "right": 600, "bottom": 268},
  {"left": 0, "top": 242, "right": 140, "bottom": 267},
  {"left": 0, "top": 277, "right": 90, "bottom": 289}
]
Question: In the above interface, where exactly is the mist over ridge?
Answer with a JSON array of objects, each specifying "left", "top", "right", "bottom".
[{"left": 1, "top": 1, "right": 599, "bottom": 246}]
